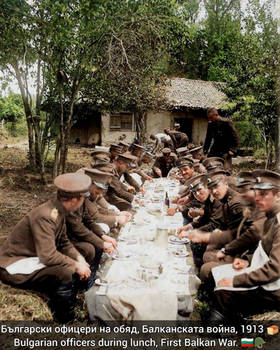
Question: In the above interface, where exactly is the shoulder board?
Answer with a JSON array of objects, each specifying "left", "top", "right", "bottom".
[
  {"left": 277, "top": 212, "right": 280, "bottom": 225},
  {"left": 50, "top": 208, "right": 58, "bottom": 220}
]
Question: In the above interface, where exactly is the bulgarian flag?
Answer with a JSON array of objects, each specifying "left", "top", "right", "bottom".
[{"left": 241, "top": 338, "right": 254, "bottom": 347}]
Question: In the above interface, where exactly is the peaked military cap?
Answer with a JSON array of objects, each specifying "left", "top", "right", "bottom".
[
  {"left": 90, "top": 150, "right": 110, "bottom": 160},
  {"left": 187, "top": 146, "right": 203, "bottom": 155},
  {"left": 206, "top": 170, "right": 228, "bottom": 189},
  {"left": 202, "top": 157, "right": 225, "bottom": 171},
  {"left": 187, "top": 174, "right": 207, "bottom": 193},
  {"left": 177, "top": 157, "right": 194, "bottom": 168},
  {"left": 235, "top": 171, "right": 256, "bottom": 188},
  {"left": 84, "top": 168, "right": 113, "bottom": 190},
  {"left": 162, "top": 147, "right": 172, "bottom": 155},
  {"left": 252, "top": 169, "right": 280, "bottom": 190},
  {"left": 176, "top": 146, "right": 189, "bottom": 156},
  {"left": 109, "top": 143, "right": 123, "bottom": 153},
  {"left": 54, "top": 172, "right": 91, "bottom": 197},
  {"left": 118, "top": 141, "right": 130, "bottom": 148},
  {"left": 92, "top": 162, "right": 114, "bottom": 173}
]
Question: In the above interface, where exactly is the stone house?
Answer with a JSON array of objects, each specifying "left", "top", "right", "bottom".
[{"left": 70, "top": 77, "right": 227, "bottom": 146}]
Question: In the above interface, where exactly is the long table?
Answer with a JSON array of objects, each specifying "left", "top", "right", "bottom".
[{"left": 85, "top": 178, "right": 201, "bottom": 321}]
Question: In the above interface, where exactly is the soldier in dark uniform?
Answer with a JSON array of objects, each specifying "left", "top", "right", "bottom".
[
  {"left": 90, "top": 150, "right": 111, "bottom": 166},
  {"left": 0, "top": 173, "right": 92, "bottom": 322},
  {"left": 199, "top": 171, "right": 265, "bottom": 282},
  {"left": 165, "top": 128, "right": 189, "bottom": 149},
  {"left": 177, "top": 174, "right": 223, "bottom": 268},
  {"left": 180, "top": 170, "right": 244, "bottom": 253},
  {"left": 152, "top": 147, "right": 178, "bottom": 178},
  {"left": 118, "top": 141, "right": 130, "bottom": 153},
  {"left": 203, "top": 108, "right": 239, "bottom": 169},
  {"left": 109, "top": 143, "right": 123, "bottom": 162},
  {"left": 106, "top": 153, "right": 137, "bottom": 211},
  {"left": 213, "top": 170, "right": 280, "bottom": 322}
]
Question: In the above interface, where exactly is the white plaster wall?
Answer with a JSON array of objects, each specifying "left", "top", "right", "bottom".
[
  {"left": 101, "top": 113, "right": 136, "bottom": 146},
  {"left": 146, "top": 110, "right": 172, "bottom": 137},
  {"left": 192, "top": 117, "right": 208, "bottom": 144}
]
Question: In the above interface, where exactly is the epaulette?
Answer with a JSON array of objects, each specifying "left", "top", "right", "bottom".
[{"left": 50, "top": 208, "right": 58, "bottom": 220}]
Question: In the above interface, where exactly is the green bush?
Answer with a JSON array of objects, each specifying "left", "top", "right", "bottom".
[
  {"left": 6, "top": 117, "right": 28, "bottom": 137},
  {"left": 235, "top": 121, "right": 263, "bottom": 149}
]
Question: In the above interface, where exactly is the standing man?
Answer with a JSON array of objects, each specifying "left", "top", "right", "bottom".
[
  {"left": 203, "top": 108, "right": 239, "bottom": 169},
  {"left": 0, "top": 173, "right": 92, "bottom": 323}
]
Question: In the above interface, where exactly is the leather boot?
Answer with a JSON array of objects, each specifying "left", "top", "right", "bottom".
[
  {"left": 87, "top": 249, "right": 103, "bottom": 290},
  {"left": 51, "top": 282, "right": 77, "bottom": 323}
]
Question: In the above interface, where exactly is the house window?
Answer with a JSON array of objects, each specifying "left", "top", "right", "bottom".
[{"left": 110, "top": 112, "right": 133, "bottom": 131}]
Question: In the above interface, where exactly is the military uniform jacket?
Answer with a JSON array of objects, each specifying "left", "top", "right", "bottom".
[
  {"left": 192, "top": 196, "right": 223, "bottom": 232},
  {"left": 153, "top": 153, "right": 178, "bottom": 177},
  {"left": 106, "top": 169, "right": 134, "bottom": 203},
  {"left": 233, "top": 203, "right": 280, "bottom": 294},
  {"left": 223, "top": 206, "right": 265, "bottom": 256},
  {"left": 0, "top": 199, "right": 79, "bottom": 276},
  {"left": 218, "top": 188, "right": 244, "bottom": 231},
  {"left": 203, "top": 117, "right": 239, "bottom": 156},
  {"left": 207, "top": 205, "right": 264, "bottom": 251},
  {"left": 66, "top": 199, "right": 104, "bottom": 250},
  {"left": 169, "top": 131, "right": 189, "bottom": 149},
  {"left": 89, "top": 195, "right": 116, "bottom": 228}
]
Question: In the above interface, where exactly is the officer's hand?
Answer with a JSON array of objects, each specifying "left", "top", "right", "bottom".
[
  {"left": 177, "top": 196, "right": 189, "bottom": 205},
  {"left": 218, "top": 278, "right": 233, "bottom": 287},
  {"left": 146, "top": 176, "right": 153, "bottom": 181},
  {"left": 156, "top": 170, "right": 162, "bottom": 177},
  {"left": 167, "top": 207, "right": 177, "bottom": 216},
  {"left": 172, "top": 197, "right": 179, "bottom": 204},
  {"left": 217, "top": 251, "right": 226, "bottom": 260},
  {"left": 229, "top": 151, "right": 234, "bottom": 156},
  {"left": 102, "top": 236, "right": 117, "bottom": 249},
  {"left": 177, "top": 224, "right": 192, "bottom": 234},
  {"left": 127, "top": 186, "right": 136, "bottom": 193},
  {"left": 75, "top": 261, "right": 91, "bottom": 280},
  {"left": 233, "top": 258, "right": 249, "bottom": 270},
  {"left": 103, "top": 242, "right": 115, "bottom": 254},
  {"left": 140, "top": 187, "right": 146, "bottom": 195},
  {"left": 116, "top": 214, "right": 128, "bottom": 226}
]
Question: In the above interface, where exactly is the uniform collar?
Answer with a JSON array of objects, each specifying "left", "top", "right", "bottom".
[
  {"left": 221, "top": 188, "right": 230, "bottom": 204},
  {"left": 53, "top": 198, "right": 69, "bottom": 216},
  {"left": 265, "top": 203, "right": 280, "bottom": 219}
]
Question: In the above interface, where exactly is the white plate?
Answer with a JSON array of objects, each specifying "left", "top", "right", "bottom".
[
  {"left": 95, "top": 278, "right": 122, "bottom": 286},
  {"left": 168, "top": 235, "right": 190, "bottom": 245},
  {"left": 171, "top": 251, "right": 189, "bottom": 258},
  {"left": 112, "top": 253, "right": 132, "bottom": 261}
]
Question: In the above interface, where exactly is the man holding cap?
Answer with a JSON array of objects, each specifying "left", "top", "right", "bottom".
[
  {"left": 0, "top": 172, "right": 92, "bottom": 322},
  {"left": 153, "top": 147, "right": 177, "bottom": 178},
  {"left": 213, "top": 169, "right": 280, "bottom": 321}
]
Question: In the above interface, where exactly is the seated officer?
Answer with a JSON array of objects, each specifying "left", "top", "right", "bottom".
[
  {"left": 179, "top": 170, "right": 244, "bottom": 263},
  {"left": 0, "top": 173, "right": 92, "bottom": 323},
  {"left": 118, "top": 141, "right": 130, "bottom": 153},
  {"left": 106, "top": 153, "right": 138, "bottom": 211},
  {"left": 153, "top": 147, "right": 177, "bottom": 178},
  {"left": 213, "top": 170, "right": 280, "bottom": 322},
  {"left": 109, "top": 144, "right": 123, "bottom": 162},
  {"left": 90, "top": 150, "right": 111, "bottom": 166},
  {"left": 167, "top": 158, "right": 199, "bottom": 216},
  {"left": 177, "top": 174, "right": 223, "bottom": 267},
  {"left": 199, "top": 171, "right": 265, "bottom": 282},
  {"left": 85, "top": 168, "right": 130, "bottom": 229}
]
